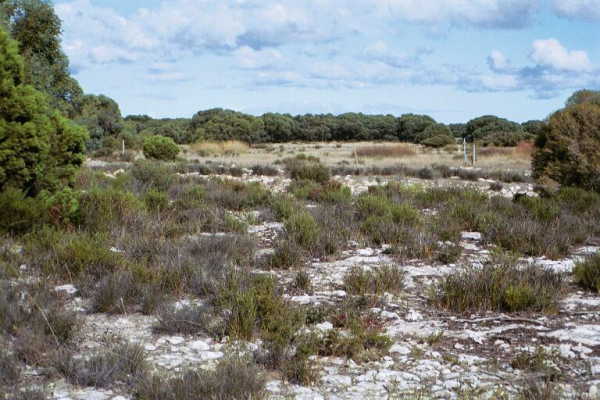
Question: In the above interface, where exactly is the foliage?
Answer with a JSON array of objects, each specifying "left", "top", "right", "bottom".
[
  {"left": 434, "top": 252, "right": 566, "bottom": 313},
  {"left": 573, "top": 252, "right": 600, "bottom": 293},
  {"left": 0, "top": 0, "right": 83, "bottom": 117},
  {"left": 73, "top": 94, "right": 122, "bottom": 151},
  {"left": 532, "top": 99, "right": 600, "bottom": 192},
  {"left": 143, "top": 135, "right": 180, "bottom": 161},
  {"left": 480, "top": 131, "right": 533, "bottom": 147},
  {"left": 421, "top": 134, "right": 456, "bottom": 148},
  {"left": 0, "top": 28, "right": 87, "bottom": 195},
  {"left": 465, "top": 115, "right": 525, "bottom": 141}
]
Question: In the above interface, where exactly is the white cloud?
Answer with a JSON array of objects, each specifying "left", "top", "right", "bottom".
[
  {"left": 553, "top": 0, "right": 600, "bottom": 21},
  {"left": 487, "top": 50, "right": 511, "bottom": 72},
  {"left": 530, "top": 38, "right": 592, "bottom": 72},
  {"left": 234, "top": 46, "right": 285, "bottom": 70},
  {"left": 372, "top": 0, "right": 538, "bottom": 28}
]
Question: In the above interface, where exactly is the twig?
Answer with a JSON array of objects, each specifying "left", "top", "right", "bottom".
[{"left": 35, "top": 304, "right": 60, "bottom": 348}]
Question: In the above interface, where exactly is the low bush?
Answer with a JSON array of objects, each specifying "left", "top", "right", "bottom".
[
  {"left": 343, "top": 266, "right": 405, "bottom": 296},
  {"left": 286, "top": 157, "right": 330, "bottom": 183},
  {"left": 131, "top": 160, "right": 176, "bottom": 192},
  {"left": 0, "top": 282, "right": 79, "bottom": 366},
  {"left": 89, "top": 270, "right": 163, "bottom": 315},
  {"left": 143, "top": 189, "right": 169, "bottom": 212},
  {"left": 154, "top": 304, "right": 223, "bottom": 337},
  {"left": 433, "top": 252, "right": 566, "bottom": 313},
  {"left": 284, "top": 211, "right": 320, "bottom": 250},
  {"left": 134, "top": 356, "right": 266, "bottom": 400},
  {"left": 29, "top": 230, "right": 123, "bottom": 280},
  {"left": 58, "top": 341, "right": 148, "bottom": 388},
  {"left": 0, "top": 188, "right": 45, "bottom": 234},
  {"left": 204, "top": 179, "right": 271, "bottom": 211},
  {"left": 573, "top": 253, "right": 600, "bottom": 293},
  {"left": 263, "top": 240, "right": 306, "bottom": 270},
  {"left": 143, "top": 135, "right": 180, "bottom": 161},
  {"left": 78, "top": 187, "right": 145, "bottom": 232}
]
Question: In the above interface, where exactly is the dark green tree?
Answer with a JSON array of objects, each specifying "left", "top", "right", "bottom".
[
  {"left": 74, "top": 94, "right": 123, "bottom": 151},
  {"left": 261, "top": 113, "right": 297, "bottom": 142},
  {"left": 464, "top": 115, "right": 524, "bottom": 141},
  {"left": 0, "top": 0, "right": 83, "bottom": 117},
  {"left": 0, "top": 28, "right": 87, "bottom": 195},
  {"left": 532, "top": 99, "right": 600, "bottom": 192},
  {"left": 397, "top": 114, "right": 436, "bottom": 142}
]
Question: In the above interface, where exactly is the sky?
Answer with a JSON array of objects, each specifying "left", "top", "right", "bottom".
[{"left": 54, "top": 0, "right": 600, "bottom": 123}]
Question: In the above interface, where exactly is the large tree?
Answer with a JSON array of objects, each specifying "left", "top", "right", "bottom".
[
  {"left": 0, "top": 28, "right": 86, "bottom": 195},
  {"left": 532, "top": 93, "right": 600, "bottom": 192},
  {"left": 0, "top": 0, "right": 83, "bottom": 117}
]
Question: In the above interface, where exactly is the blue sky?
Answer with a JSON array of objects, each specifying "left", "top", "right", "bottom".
[{"left": 54, "top": 0, "right": 600, "bottom": 123}]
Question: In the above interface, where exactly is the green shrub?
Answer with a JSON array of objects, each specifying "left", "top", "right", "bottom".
[
  {"left": 0, "top": 188, "right": 45, "bottom": 234},
  {"left": 270, "top": 194, "right": 299, "bottom": 220},
  {"left": 573, "top": 253, "right": 600, "bottom": 293},
  {"left": 284, "top": 211, "right": 320, "bottom": 250},
  {"left": 143, "top": 135, "right": 180, "bottom": 161},
  {"left": 28, "top": 230, "right": 123, "bottom": 279},
  {"left": 434, "top": 252, "right": 566, "bottom": 313},
  {"left": 131, "top": 160, "right": 176, "bottom": 191},
  {"left": 287, "top": 160, "right": 330, "bottom": 183},
  {"left": 144, "top": 189, "right": 169, "bottom": 212},
  {"left": 42, "top": 187, "right": 80, "bottom": 228},
  {"left": 78, "top": 187, "right": 144, "bottom": 232}
]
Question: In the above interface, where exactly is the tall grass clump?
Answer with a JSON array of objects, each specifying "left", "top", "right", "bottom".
[
  {"left": 434, "top": 252, "right": 566, "bottom": 313},
  {"left": 57, "top": 341, "right": 147, "bottom": 388},
  {"left": 573, "top": 253, "right": 600, "bottom": 293},
  {"left": 343, "top": 266, "right": 405, "bottom": 296},
  {"left": 134, "top": 356, "right": 266, "bottom": 400}
]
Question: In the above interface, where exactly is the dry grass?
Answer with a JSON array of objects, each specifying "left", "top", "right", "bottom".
[
  {"left": 477, "top": 147, "right": 513, "bottom": 157},
  {"left": 191, "top": 140, "right": 250, "bottom": 156},
  {"left": 354, "top": 144, "right": 417, "bottom": 158},
  {"left": 514, "top": 140, "right": 535, "bottom": 158},
  {"left": 479, "top": 141, "right": 534, "bottom": 160}
]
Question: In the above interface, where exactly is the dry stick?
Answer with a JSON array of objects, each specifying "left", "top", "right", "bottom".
[{"left": 35, "top": 303, "right": 61, "bottom": 348}]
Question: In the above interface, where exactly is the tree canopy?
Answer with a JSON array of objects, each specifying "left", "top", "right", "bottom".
[
  {"left": 0, "top": 27, "right": 87, "bottom": 195},
  {"left": 533, "top": 90, "right": 600, "bottom": 192},
  {"left": 0, "top": 0, "right": 83, "bottom": 117}
]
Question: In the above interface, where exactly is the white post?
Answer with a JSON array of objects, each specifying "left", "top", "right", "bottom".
[
  {"left": 463, "top": 138, "right": 467, "bottom": 165},
  {"left": 472, "top": 141, "right": 476, "bottom": 165},
  {"left": 122, "top": 140, "right": 125, "bottom": 156}
]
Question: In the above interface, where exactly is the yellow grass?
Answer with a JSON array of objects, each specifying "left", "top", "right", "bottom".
[{"left": 191, "top": 140, "right": 250, "bottom": 156}]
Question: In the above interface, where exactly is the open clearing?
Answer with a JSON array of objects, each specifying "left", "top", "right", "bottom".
[{"left": 3, "top": 144, "right": 600, "bottom": 400}]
